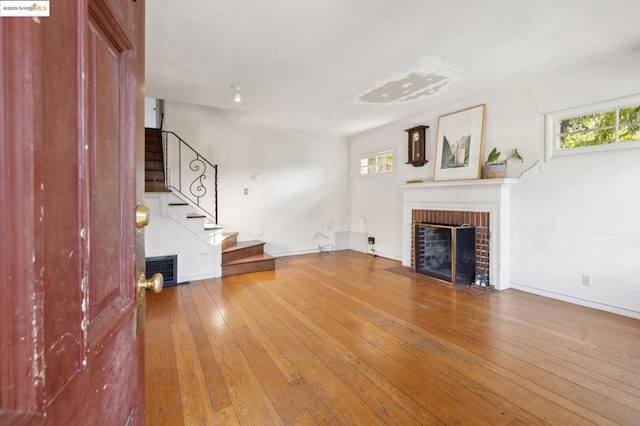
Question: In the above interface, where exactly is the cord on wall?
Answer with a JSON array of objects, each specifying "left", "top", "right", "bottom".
[{"left": 318, "top": 244, "right": 335, "bottom": 254}]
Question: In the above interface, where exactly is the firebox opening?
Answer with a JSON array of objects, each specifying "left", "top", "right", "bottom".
[{"left": 413, "top": 223, "right": 476, "bottom": 285}]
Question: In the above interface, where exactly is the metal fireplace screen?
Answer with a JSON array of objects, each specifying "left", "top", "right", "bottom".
[
  {"left": 414, "top": 223, "right": 476, "bottom": 285},
  {"left": 145, "top": 255, "right": 178, "bottom": 287}
]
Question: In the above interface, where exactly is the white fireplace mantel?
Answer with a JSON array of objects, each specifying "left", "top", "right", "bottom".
[{"left": 399, "top": 178, "right": 518, "bottom": 290}]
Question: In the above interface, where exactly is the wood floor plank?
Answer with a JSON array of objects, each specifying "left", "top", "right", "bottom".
[
  {"left": 178, "top": 285, "right": 233, "bottom": 411},
  {"left": 312, "top": 276, "right": 640, "bottom": 423},
  {"left": 316, "top": 277, "right": 608, "bottom": 424},
  {"left": 499, "top": 289, "right": 640, "bottom": 337},
  {"left": 288, "top": 378, "right": 341, "bottom": 426},
  {"left": 145, "top": 251, "right": 640, "bottom": 425},
  {"left": 465, "top": 293, "right": 640, "bottom": 391},
  {"left": 212, "top": 406, "right": 240, "bottom": 426},
  {"left": 231, "top": 326, "right": 316, "bottom": 425},
  {"left": 489, "top": 291, "right": 640, "bottom": 367},
  {"left": 304, "top": 286, "right": 541, "bottom": 425},
  {"left": 229, "top": 280, "right": 387, "bottom": 425},
  {"left": 216, "top": 338, "right": 284, "bottom": 425},
  {"left": 220, "top": 280, "right": 302, "bottom": 383},
  {"left": 190, "top": 284, "right": 284, "bottom": 425},
  {"left": 247, "top": 281, "right": 480, "bottom": 425},
  {"left": 203, "top": 275, "right": 254, "bottom": 331},
  {"left": 264, "top": 279, "right": 448, "bottom": 424},
  {"left": 284, "top": 285, "right": 527, "bottom": 425},
  {"left": 145, "top": 290, "right": 184, "bottom": 426},
  {"left": 466, "top": 317, "right": 640, "bottom": 413},
  {"left": 291, "top": 259, "right": 616, "bottom": 424},
  {"left": 171, "top": 319, "right": 216, "bottom": 425},
  {"left": 298, "top": 307, "right": 492, "bottom": 425},
  {"left": 516, "top": 330, "right": 640, "bottom": 396},
  {"left": 250, "top": 285, "right": 438, "bottom": 425}
]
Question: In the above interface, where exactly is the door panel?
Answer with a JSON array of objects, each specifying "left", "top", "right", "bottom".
[
  {"left": 86, "top": 10, "right": 136, "bottom": 357},
  {"left": 0, "top": 0, "right": 146, "bottom": 423},
  {"left": 92, "top": 24, "right": 123, "bottom": 311}
]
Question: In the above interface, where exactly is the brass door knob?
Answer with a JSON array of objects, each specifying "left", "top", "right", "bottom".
[
  {"left": 136, "top": 204, "right": 151, "bottom": 228},
  {"left": 138, "top": 272, "right": 163, "bottom": 294}
]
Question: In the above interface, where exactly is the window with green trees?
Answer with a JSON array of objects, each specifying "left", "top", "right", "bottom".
[
  {"left": 546, "top": 95, "right": 640, "bottom": 159},
  {"left": 559, "top": 105, "right": 640, "bottom": 148}
]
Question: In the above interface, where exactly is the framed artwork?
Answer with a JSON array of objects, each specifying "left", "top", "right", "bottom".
[{"left": 433, "top": 104, "right": 486, "bottom": 181}]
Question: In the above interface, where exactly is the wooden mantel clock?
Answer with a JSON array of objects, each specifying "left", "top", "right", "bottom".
[{"left": 405, "top": 125, "right": 429, "bottom": 167}]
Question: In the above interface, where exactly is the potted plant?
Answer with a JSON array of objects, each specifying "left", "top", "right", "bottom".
[{"left": 483, "top": 147, "right": 523, "bottom": 178}]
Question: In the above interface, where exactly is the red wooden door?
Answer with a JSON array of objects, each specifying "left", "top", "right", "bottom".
[{"left": 0, "top": 0, "right": 147, "bottom": 424}]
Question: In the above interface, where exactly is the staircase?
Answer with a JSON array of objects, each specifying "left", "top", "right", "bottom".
[
  {"left": 222, "top": 233, "right": 276, "bottom": 276},
  {"left": 145, "top": 128, "right": 167, "bottom": 192},
  {"left": 144, "top": 128, "right": 276, "bottom": 278}
]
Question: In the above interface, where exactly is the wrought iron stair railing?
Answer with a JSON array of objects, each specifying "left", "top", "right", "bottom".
[{"left": 162, "top": 130, "right": 218, "bottom": 224}]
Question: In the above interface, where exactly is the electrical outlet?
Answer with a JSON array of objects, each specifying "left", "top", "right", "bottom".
[
  {"left": 581, "top": 273, "right": 591, "bottom": 286},
  {"left": 368, "top": 236, "right": 375, "bottom": 245}
]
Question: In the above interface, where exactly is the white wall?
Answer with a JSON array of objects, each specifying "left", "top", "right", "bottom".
[
  {"left": 349, "top": 49, "right": 640, "bottom": 318},
  {"left": 162, "top": 101, "right": 350, "bottom": 257},
  {"left": 145, "top": 97, "right": 159, "bottom": 128},
  {"left": 144, "top": 192, "right": 222, "bottom": 282}
]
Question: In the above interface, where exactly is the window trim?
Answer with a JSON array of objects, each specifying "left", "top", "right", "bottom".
[
  {"left": 358, "top": 149, "right": 396, "bottom": 178},
  {"left": 544, "top": 94, "right": 640, "bottom": 161}
]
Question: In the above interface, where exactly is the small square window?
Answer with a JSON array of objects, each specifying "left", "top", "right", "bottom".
[{"left": 359, "top": 150, "right": 394, "bottom": 176}]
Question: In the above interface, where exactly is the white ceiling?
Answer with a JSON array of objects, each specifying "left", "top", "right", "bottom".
[{"left": 145, "top": 0, "right": 640, "bottom": 136}]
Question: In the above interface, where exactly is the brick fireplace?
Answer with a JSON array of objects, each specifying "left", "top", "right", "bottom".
[
  {"left": 400, "top": 179, "right": 517, "bottom": 290},
  {"left": 413, "top": 210, "right": 489, "bottom": 285}
]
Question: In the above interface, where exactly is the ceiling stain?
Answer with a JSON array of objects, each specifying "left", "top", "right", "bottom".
[{"left": 357, "top": 57, "right": 461, "bottom": 104}]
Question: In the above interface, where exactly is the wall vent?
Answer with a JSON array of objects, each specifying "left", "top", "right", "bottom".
[{"left": 145, "top": 255, "right": 178, "bottom": 287}]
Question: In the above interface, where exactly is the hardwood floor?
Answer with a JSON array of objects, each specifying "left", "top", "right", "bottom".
[{"left": 144, "top": 250, "right": 640, "bottom": 425}]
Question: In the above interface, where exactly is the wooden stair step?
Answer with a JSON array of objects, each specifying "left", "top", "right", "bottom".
[
  {"left": 145, "top": 170, "right": 165, "bottom": 180},
  {"left": 145, "top": 152, "right": 163, "bottom": 161},
  {"left": 222, "top": 253, "right": 276, "bottom": 277},
  {"left": 222, "top": 240, "right": 265, "bottom": 253},
  {"left": 145, "top": 160, "right": 164, "bottom": 170},
  {"left": 144, "top": 131, "right": 162, "bottom": 141},
  {"left": 145, "top": 144, "right": 163, "bottom": 153},
  {"left": 145, "top": 183, "right": 169, "bottom": 192},
  {"left": 222, "top": 240, "right": 265, "bottom": 263},
  {"left": 222, "top": 252, "right": 274, "bottom": 265},
  {"left": 221, "top": 232, "right": 238, "bottom": 251}
]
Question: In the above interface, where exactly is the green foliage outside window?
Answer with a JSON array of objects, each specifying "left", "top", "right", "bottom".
[{"left": 559, "top": 105, "right": 640, "bottom": 148}]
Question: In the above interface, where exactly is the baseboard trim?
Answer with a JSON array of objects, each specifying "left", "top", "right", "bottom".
[
  {"left": 272, "top": 248, "right": 401, "bottom": 262},
  {"left": 510, "top": 282, "right": 640, "bottom": 320},
  {"left": 348, "top": 247, "right": 402, "bottom": 262}
]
